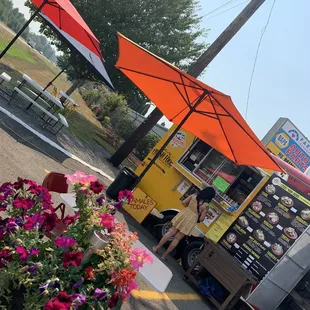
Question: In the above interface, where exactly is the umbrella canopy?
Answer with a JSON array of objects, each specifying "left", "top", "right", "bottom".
[
  {"left": 40, "top": 13, "right": 114, "bottom": 90},
  {"left": 32, "top": 0, "right": 101, "bottom": 59},
  {"left": 116, "top": 33, "right": 281, "bottom": 172}
]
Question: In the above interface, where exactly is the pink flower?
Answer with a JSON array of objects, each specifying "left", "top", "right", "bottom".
[
  {"left": 130, "top": 248, "right": 153, "bottom": 271},
  {"left": 16, "top": 246, "right": 39, "bottom": 261},
  {"left": 118, "top": 190, "right": 134, "bottom": 203},
  {"left": 122, "top": 280, "right": 138, "bottom": 301},
  {"left": 65, "top": 171, "right": 97, "bottom": 185},
  {"left": 54, "top": 237, "right": 77, "bottom": 249},
  {"left": 99, "top": 213, "right": 115, "bottom": 232},
  {"left": 13, "top": 198, "right": 35, "bottom": 210}
]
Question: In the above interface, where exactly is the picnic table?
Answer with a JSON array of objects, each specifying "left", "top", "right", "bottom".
[
  {"left": 21, "top": 74, "right": 64, "bottom": 111},
  {"left": 9, "top": 74, "right": 69, "bottom": 134},
  {"left": 60, "top": 90, "right": 77, "bottom": 107}
]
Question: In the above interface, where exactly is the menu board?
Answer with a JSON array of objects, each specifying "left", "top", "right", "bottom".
[{"left": 220, "top": 174, "right": 310, "bottom": 281}]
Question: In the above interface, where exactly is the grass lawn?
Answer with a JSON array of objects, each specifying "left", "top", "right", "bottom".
[{"left": 0, "top": 40, "right": 37, "bottom": 63}]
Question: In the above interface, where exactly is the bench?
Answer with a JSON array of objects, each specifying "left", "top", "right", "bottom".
[
  {"left": 17, "top": 81, "right": 51, "bottom": 108},
  {"left": 54, "top": 113, "right": 69, "bottom": 134},
  {"left": 0, "top": 72, "right": 12, "bottom": 100},
  {"left": 11, "top": 87, "right": 58, "bottom": 124},
  {"left": 0, "top": 72, "right": 11, "bottom": 84}
]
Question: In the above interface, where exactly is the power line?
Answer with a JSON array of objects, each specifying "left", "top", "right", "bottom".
[
  {"left": 245, "top": 0, "right": 277, "bottom": 120},
  {"left": 202, "top": 0, "right": 239, "bottom": 18},
  {"left": 206, "top": 1, "right": 250, "bottom": 21}
]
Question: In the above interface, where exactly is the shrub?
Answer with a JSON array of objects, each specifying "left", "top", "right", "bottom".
[{"left": 135, "top": 134, "right": 160, "bottom": 160}]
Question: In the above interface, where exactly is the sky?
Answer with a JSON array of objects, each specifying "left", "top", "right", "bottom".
[{"left": 10, "top": 0, "right": 310, "bottom": 140}]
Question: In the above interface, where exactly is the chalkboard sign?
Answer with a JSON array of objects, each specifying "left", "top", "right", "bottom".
[{"left": 220, "top": 175, "right": 310, "bottom": 281}]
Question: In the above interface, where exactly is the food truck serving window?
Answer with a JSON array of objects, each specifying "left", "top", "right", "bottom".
[
  {"left": 179, "top": 140, "right": 263, "bottom": 206},
  {"left": 180, "top": 140, "right": 242, "bottom": 185}
]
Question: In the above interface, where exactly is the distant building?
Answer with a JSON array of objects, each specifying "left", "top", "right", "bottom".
[
  {"left": 127, "top": 108, "right": 168, "bottom": 138},
  {"left": 262, "top": 117, "right": 310, "bottom": 173}
]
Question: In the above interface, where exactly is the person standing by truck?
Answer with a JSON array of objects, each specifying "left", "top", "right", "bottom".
[{"left": 153, "top": 186, "right": 216, "bottom": 260}]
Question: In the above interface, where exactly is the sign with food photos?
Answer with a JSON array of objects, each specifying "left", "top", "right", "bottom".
[{"left": 219, "top": 174, "right": 310, "bottom": 281}]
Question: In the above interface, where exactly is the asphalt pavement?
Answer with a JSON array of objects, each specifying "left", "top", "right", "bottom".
[{"left": 0, "top": 112, "right": 213, "bottom": 310}]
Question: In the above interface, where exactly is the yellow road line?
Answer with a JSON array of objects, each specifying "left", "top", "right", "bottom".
[{"left": 131, "top": 290, "right": 201, "bottom": 301}]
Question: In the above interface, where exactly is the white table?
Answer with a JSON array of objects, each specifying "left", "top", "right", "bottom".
[
  {"left": 22, "top": 74, "right": 64, "bottom": 110},
  {"left": 60, "top": 90, "right": 77, "bottom": 106}
]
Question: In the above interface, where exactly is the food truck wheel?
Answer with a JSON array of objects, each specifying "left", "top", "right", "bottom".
[
  {"left": 155, "top": 214, "right": 175, "bottom": 242},
  {"left": 182, "top": 240, "right": 204, "bottom": 271}
]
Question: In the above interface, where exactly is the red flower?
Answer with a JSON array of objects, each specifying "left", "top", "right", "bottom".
[
  {"left": 108, "top": 292, "right": 119, "bottom": 309},
  {"left": 100, "top": 213, "right": 115, "bottom": 232},
  {"left": 118, "top": 190, "right": 134, "bottom": 203},
  {"left": 62, "top": 213, "right": 80, "bottom": 226},
  {"left": 13, "top": 198, "right": 35, "bottom": 210},
  {"left": 110, "top": 269, "right": 136, "bottom": 288},
  {"left": 90, "top": 181, "right": 104, "bottom": 194},
  {"left": 84, "top": 266, "right": 95, "bottom": 280},
  {"left": 44, "top": 291, "right": 72, "bottom": 310},
  {"left": 0, "top": 249, "right": 12, "bottom": 267},
  {"left": 63, "top": 251, "right": 83, "bottom": 269},
  {"left": 42, "top": 212, "right": 58, "bottom": 232}
]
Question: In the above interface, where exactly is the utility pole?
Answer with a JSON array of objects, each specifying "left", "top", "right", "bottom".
[{"left": 109, "top": 0, "right": 266, "bottom": 167}]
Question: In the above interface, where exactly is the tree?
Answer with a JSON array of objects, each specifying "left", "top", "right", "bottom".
[{"left": 27, "top": 0, "right": 208, "bottom": 111}]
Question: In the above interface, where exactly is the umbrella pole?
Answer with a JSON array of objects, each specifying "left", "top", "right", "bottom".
[
  {"left": 131, "top": 91, "right": 207, "bottom": 189},
  {"left": 0, "top": 0, "right": 48, "bottom": 59},
  {"left": 29, "top": 64, "right": 71, "bottom": 107},
  {"left": 42, "top": 64, "right": 70, "bottom": 92}
]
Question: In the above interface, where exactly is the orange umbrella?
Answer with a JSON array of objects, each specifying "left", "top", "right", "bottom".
[{"left": 115, "top": 33, "right": 282, "bottom": 184}]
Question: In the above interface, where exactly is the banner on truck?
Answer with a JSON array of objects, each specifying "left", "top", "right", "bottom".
[{"left": 266, "top": 120, "right": 310, "bottom": 172}]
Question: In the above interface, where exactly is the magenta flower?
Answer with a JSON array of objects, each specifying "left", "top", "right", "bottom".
[
  {"left": 93, "top": 288, "right": 107, "bottom": 300},
  {"left": 54, "top": 237, "right": 77, "bottom": 249},
  {"left": 72, "top": 294, "right": 87, "bottom": 308},
  {"left": 24, "top": 214, "right": 44, "bottom": 231},
  {"left": 0, "top": 195, "right": 6, "bottom": 211},
  {"left": 13, "top": 198, "right": 35, "bottom": 210},
  {"left": 65, "top": 171, "right": 97, "bottom": 185},
  {"left": 16, "top": 246, "right": 40, "bottom": 261},
  {"left": 99, "top": 213, "right": 115, "bottom": 232},
  {"left": 41, "top": 212, "right": 58, "bottom": 232},
  {"left": 118, "top": 190, "right": 134, "bottom": 203},
  {"left": 130, "top": 248, "right": 153, "bottom": 271},
  {"left": 62, "top": 213, "right": 79, "bottom": 226}
]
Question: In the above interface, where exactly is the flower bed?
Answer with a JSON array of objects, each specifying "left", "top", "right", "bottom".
[{"left": 0, "top": 171, "right": 152, "bottom": 309}]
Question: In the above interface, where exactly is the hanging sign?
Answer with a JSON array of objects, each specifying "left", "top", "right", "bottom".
[{"left": 123, "top": 188, "right": 157, "bottom": 223}]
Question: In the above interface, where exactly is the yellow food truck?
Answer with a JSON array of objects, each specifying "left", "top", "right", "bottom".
[
  {"left": 121, "top": 125, "right": 278, "bottom": 270},
  {"left": 118, "top": 122, "right": 310, "bottom": 277}
]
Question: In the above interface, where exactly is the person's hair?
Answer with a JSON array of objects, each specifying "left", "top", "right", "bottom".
[{"left": 196, "top": 186, "right": 216, "bottom": 203}]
